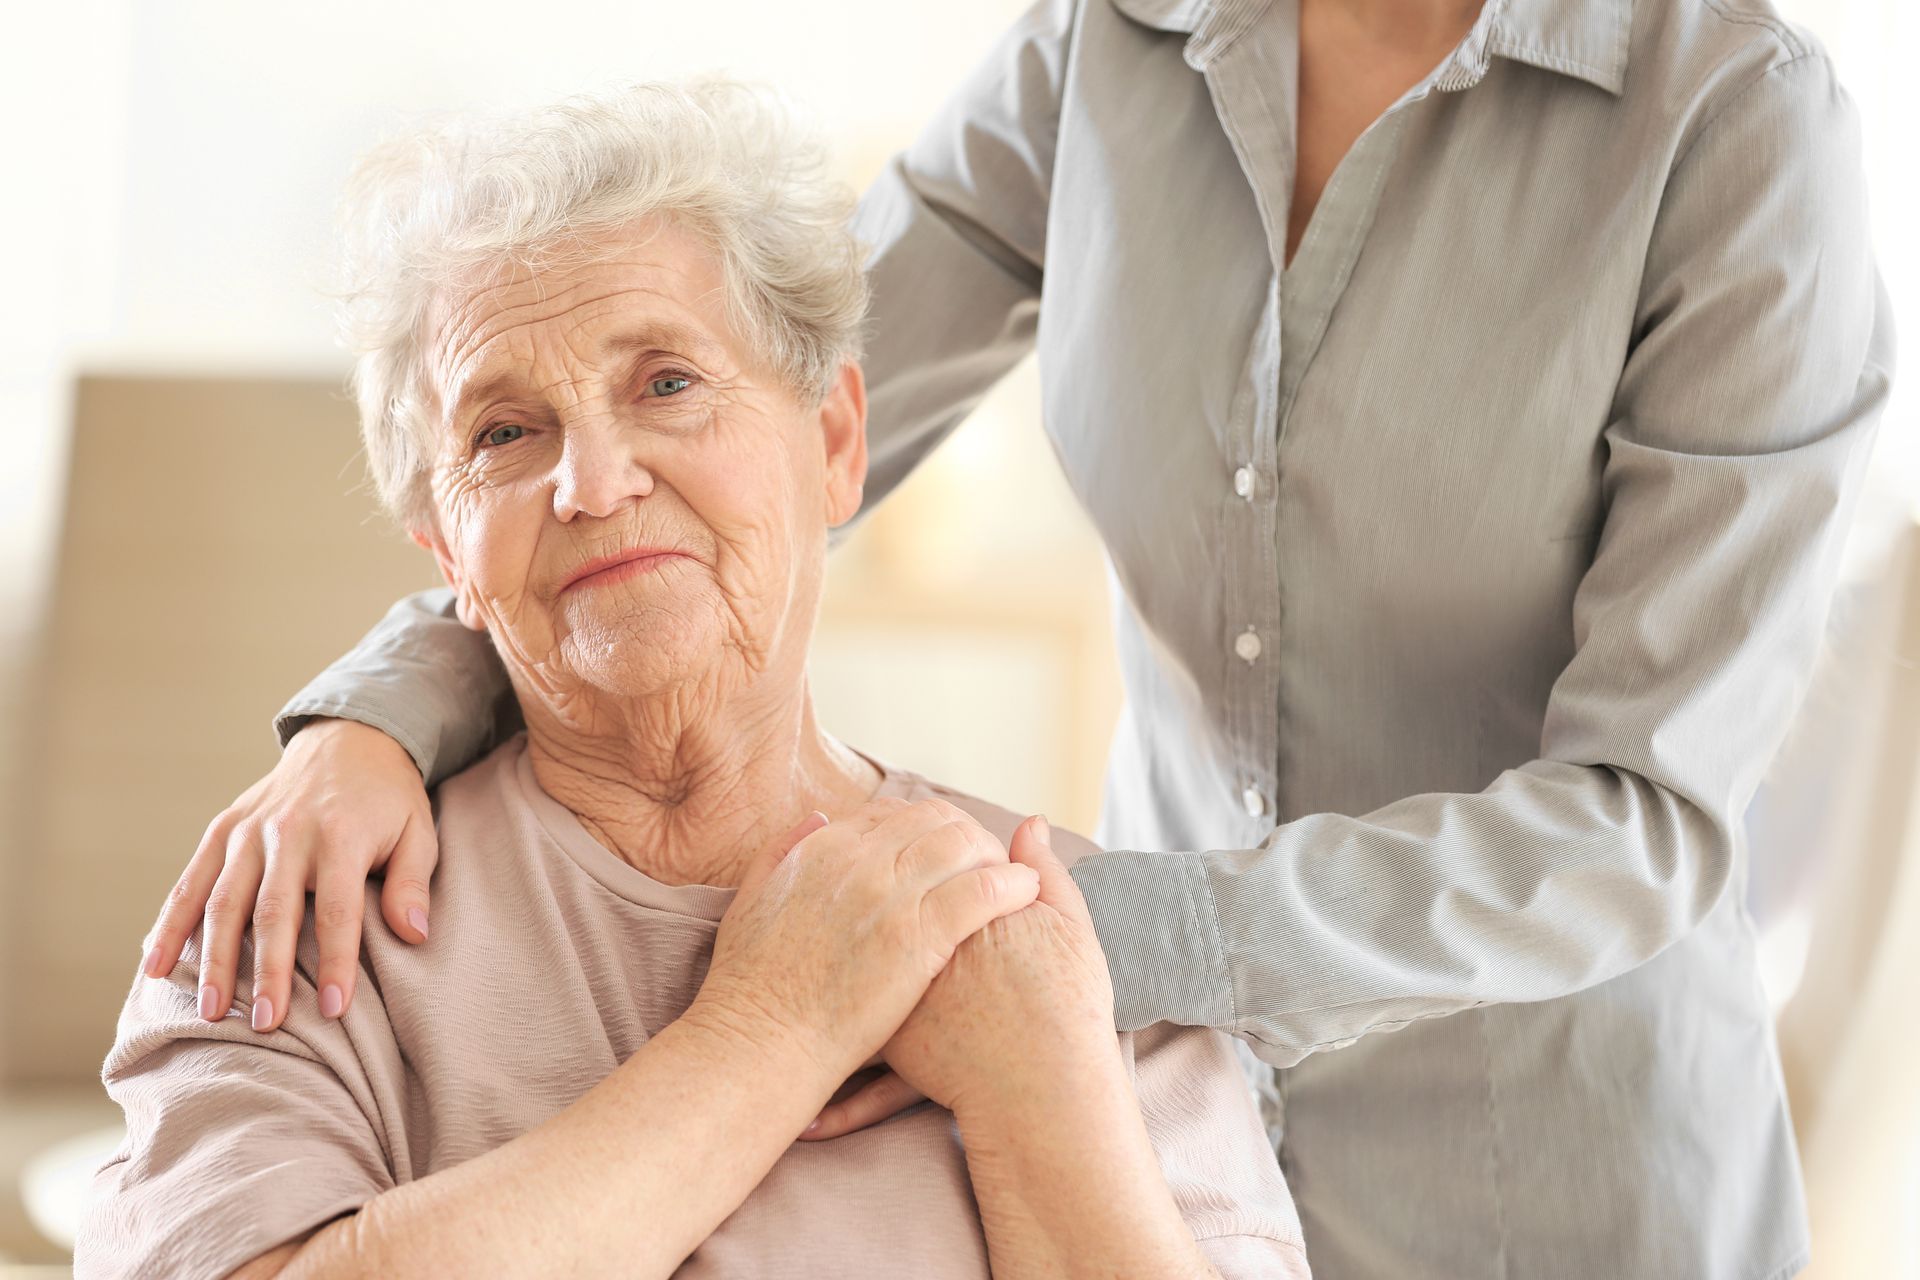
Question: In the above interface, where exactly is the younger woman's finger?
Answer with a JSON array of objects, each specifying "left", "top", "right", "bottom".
[
  {"left": 196, "top": 835, "right": 266, "bottom": 1022},
  {"left": 145, "top": 814, "right": 236, "bottom": 979},
  {"left": 800, "top": 1070, "right": 928, "bottom": 1141},
  {"left": 377, "top": 807, "right": 442, "bottom": 945},
  {"left": 311, "top": 857, "right": 367, "bottom": 1021},
  {"left": 247, "top": 836, "right": 314, "bottom": 1033}
]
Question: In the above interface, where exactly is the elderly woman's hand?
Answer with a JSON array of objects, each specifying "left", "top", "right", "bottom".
[
  {"left": 142, "top": 717, "right": 437, "bottom": 1033},
  {"left": 871, "top": 820, "right": 1228, "bottom": 1278},
  {"left": 690, "top": 797, "right": 1042, "bottom": 1083},
  {"left": 880, "top": 816, "right": 1118, "bottom": 1118}
]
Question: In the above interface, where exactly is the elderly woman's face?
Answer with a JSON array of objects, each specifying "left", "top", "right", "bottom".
[{"left": 415, "top": 219, "right": 866, "bottom": 711}]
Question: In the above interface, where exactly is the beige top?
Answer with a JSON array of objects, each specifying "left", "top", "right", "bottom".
[{"left": 77, "top": 736, "right": 1307, "bottom": 1279}]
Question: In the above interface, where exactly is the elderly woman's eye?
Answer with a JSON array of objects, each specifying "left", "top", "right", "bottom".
[
  {"left": 648, "top": 376, "right": 693, "bottom": 397},
  {"left": 479, "top": 423, "right": 525, "bottom": 447}
]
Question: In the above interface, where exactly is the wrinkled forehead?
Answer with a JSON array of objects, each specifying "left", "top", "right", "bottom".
[{"left": 421, "top": 222, "right": 739, "bottom": 428}]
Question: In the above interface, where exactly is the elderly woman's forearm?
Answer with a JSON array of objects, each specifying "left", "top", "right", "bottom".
[
  {"left": 956, "top": 1067, "right": 1221, "bottom": 1280},
  {"left": 257, "top": 1009, "right": 837, "bottom": 1278}
]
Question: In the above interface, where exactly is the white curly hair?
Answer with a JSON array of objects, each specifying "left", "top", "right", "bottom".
[{"left": 333, "top": 78, "right": 869, "bottom": 529}]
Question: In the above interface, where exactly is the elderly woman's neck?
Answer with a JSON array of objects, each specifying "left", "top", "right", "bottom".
[{"left": 521, "top": 686, "right": 880, "bottom": 887}]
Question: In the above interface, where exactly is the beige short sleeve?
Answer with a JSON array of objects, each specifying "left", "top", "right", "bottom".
[
  {"left": 1130, "top": 1021, "right": 1311, "bottom": 1278},
  {"left": 74, "top": 951, "right": 393, "bottom": 1280}
]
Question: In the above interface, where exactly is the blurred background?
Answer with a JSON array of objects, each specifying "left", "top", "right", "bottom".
[{"left": 0, "top": 0, "right": 1914, "bottom": 1275}]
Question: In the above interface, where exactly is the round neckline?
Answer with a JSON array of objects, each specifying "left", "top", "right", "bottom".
[{"left": 506, "top": 734, "right": 919, "bottom": 922}]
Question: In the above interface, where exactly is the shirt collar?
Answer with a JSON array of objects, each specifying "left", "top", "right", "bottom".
[
  {"left": 1108, "top": 0, "right": 1630, "bottom": 95},
  {"left": 1476, "top": 0, "right": 1631, "bottom": 95}
]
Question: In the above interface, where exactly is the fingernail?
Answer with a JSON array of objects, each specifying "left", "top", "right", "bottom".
[
  {"left": 143, "top": 944, "right": 164, "bottom": 978},
  {"left": 1034, "top": 815, "right": 1051, "bottom": 844},
  {"left": 199, "top": 984, "right": 223, "bottom": 1021},
  {"left": 251, "top": 997, "right": 274, "bottom": 1032},
  {"left": 803, "top": 1120, "right": 821, "bottom": 1136},
  {"left": 407, "top": 907, "right": 429, "bottom": 940},
  {"left": 320, "top": 984, "right": 344, "bottom": 1019}
]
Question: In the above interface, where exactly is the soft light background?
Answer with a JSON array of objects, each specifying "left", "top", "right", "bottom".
[{"left": 0, "top": 0, "right": 1913, "bottom": 1274}]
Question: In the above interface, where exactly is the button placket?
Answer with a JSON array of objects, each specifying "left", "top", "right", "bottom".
[{"left": 1211, "top": 278, "right": 1283, "bottom": 836}]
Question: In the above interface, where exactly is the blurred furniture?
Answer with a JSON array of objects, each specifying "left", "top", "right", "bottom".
[
  {"left": 0, "top": 1090, "right": 119, "bottom": 1266},
  {"left": 3, "top": 375, "right": 443, "bottom": 1088}
]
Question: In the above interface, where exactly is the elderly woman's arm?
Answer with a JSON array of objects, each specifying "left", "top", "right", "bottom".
[
  {"left": 951, "top": 1024, "right": 1308, "bottom": 1278},
  {"left": 87, "top": 801, "right": 1041, "bottom": 1280},
  {"left": 884, "top": 819, "right": 1309, "bottom": 1279},
  {"left": 957, "top": 1057, "right": 1227, "bottom": 1279},
  {"left": 239, "top": 1004, "right": 843, "bottom": 1279},
  {"left": 83, "top": 950, "right": 830, "bottom": 1279}
]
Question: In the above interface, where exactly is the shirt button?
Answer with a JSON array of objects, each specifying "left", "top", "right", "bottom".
[
  {"left": 1242, "top": 786, "right": 1267, "bottom": 818},
  {"left": 1234, "top": 628, "right": 1262, "bottom": 663},
  {"left": 1233, "top": 465, "right": 1256, "bottom": 499}
]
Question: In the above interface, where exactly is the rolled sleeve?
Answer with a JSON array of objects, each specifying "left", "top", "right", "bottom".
[
  {"left": 1127, "top": 1022, "right": 1310, "bottom": 1277},
  {"left": 1071, "top": 851, "right": 1234, "bottom": 1032},
  {"left": 274, "top": 588, "right": 511, "bottom": 785}
]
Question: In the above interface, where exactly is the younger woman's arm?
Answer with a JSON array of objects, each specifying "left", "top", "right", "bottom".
[{"left": 143, "top": 589, "right": 508, "bottom": 1034}]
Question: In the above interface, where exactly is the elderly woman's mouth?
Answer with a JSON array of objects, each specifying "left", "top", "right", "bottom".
[{"left": 560, "top": 548, "right": 694, "bottom": 595}]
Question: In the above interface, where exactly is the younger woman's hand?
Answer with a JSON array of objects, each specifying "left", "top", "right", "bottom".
[{"left": 141, "top": 717, "right": 438, "bottom": 1033}]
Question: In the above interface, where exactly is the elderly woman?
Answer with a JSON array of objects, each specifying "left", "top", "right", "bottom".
[{"left": 75, "top": 83, "right": 1306, "bottom": 1279}]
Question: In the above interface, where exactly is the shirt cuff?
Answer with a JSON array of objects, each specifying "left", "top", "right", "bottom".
[
  {"left": 1069, "top": 850, "right": 1235, "bottom": 1033},
  {"left": 274, "top": 696, "right": 436, "bottom": 780}
]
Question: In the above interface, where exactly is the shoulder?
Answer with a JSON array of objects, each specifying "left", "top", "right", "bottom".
[
  {"left": 429, "top": 732, "right": 529, "bottom": 817},
  {"left": 1663, "top": 0, "right": 1820, "bottom": 60},
  {"left": 420, "top": 733, "right": 551, "bottom": 881},
  {"left": 884, "top": 768, "right": 1103, "bottom": 869},
  {"left": 1633, "top": 0, "right": 1849, "bottom": 148}
]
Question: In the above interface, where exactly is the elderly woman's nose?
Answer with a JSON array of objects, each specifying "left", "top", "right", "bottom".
[{"left": 551, "top": 420, "right": 657, "bottom": 521}]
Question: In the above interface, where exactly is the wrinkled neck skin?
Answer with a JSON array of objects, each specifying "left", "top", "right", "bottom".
[{"left": 515, "top": 650, "right": 880, "bottom": 888}]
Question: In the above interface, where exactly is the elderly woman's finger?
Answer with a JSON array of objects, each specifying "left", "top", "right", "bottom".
[
  {"left": 377, "top": 808, "right": 442, "bottom": 945},
  {"left": 896, "top": 819, "right": 1008, "bottom": 892},
  {"left": 312, "top": 858, "right": 366, "bottom": 1021},
  {"left": 735, "top": 810, "right": 829, "bottom": 896},
  {"left": 799, "top": 1070, "right": 927, "bottom": 1142},
  {"left": 144, "top": 812, "right": 236, "bottom": 979},
  {"left": 247, "top": 837, "right": 314, "bottom": 1033},
  {"left": 921, "top": 862, "right": 1040, "bottom": 956},
  {"left": 1007, "top": 816, "right": 1089, "bottom": 923},
  {"left": 197, "top": 830, "right": 266, "bottom": 1022},
  {"left": 865, "top": 801, "right": 989, "bottom": 877}
]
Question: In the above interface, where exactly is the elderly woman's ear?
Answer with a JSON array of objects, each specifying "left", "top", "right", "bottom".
[
  {"left": 819, "top": 360, "right": 869, "bottom": 528},
  {"left": 408, "top": 526, "right": 489, "bottom": 633}
]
